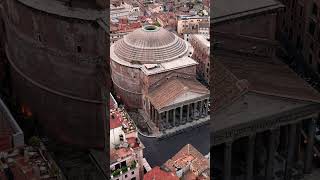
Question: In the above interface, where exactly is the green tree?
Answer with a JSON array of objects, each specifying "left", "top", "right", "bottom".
[{"left": 28, "top": 136, "right": 41, "bottom": 147}]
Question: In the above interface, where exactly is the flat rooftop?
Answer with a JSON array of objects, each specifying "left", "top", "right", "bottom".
[
  {"left": 212, "top": 0, "right": 284, "bottom": 23},
  {"left": 17, "top": 0, "right": 108, "bottom": 20},
  {"left": 191, "top": 34, "right": 210, "bottom": 48},
  {"left": 141, "top": 56, "right": 198, "bottom": 76}
]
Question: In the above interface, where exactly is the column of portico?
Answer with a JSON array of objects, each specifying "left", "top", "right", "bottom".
[
  {"left": 194, "top": 101, "right": 198, "bottom": 119},
  {"left": 173, "top": 108, "right": 176, "bottom": 127},
  {"left": 150, "top": 104, "right": 154, "bottom": 122},
  {"left": 295, "top": 122, "right": 302, "bottom": 163},
  {"left": 200, "top": 100, "right": 204, "bottom": 117},
  {"left": 179, "top": 106, "right": 183, "bottom": 125},
  {"left": 166, "top": 111, "right": 169, "bottom": 128},
  {"left": 265, "top": 128, "right": 278, "bottom": 180},
  {"left": 153, "top": 107, "right": 157, "bottom": 124},
  {"left": 186, "top": 104, "right": 190, "bottom": 122},
  {"left": 247, "top": 134, "right": 256, "bottom": 180},
  {"left": 155, "top": 111, "right": 161, "bottom": 130},
  {"left": 159, "top": 112, "right": 163, "bottom": 129},
  {"left": 224, "top": 141, "right": 233, "bottom": 180},
  {"left": 304, "top": 117, "right": 316, "bottom": 174},
  {"left": 285, "top": 123, "right": 297, "bottom": 180},
  {"left": 191, "top": 103, "right": 196, "bottom": 120},
  {"left": 205, "top": 99, "right": 209, "bottom": 116}
]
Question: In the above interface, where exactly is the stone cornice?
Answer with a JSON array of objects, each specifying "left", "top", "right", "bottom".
[
  {"left": 212, "top": 4, "right": 284, "bottom": 25},
  {"left": 212, "top": 103, "right": 320, "bottom": 146},
  {"left": 159, "top": 95, "right": 209, "bottom": 113}
]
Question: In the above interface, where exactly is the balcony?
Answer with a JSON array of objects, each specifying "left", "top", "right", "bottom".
[{"left": 110, "top": 160, "right": 137, "bottom": 178}]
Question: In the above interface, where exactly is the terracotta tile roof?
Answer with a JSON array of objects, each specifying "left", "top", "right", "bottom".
[
  {"left": 126, "top": 137, "right": 140, "bottom": 149},
  {"left": 163, "top": 144, "right": 209, "bottom": 177},
  {"left": 110, "top": 111, "right": 122, "bottom": 129},
  {"left": 0, "top": 114, "right": 13, "bottom": 151},
  {"left": 143, "top": 166, "right": 179, "bottom": 180},
  {"left": 148, "top": 77, "right": 209, "bottom": 110},
  {"left": 110, "top": 147, "right": 133, "bottom": 163},
  {"left": 0, "top": 135, "right": 12, "bottom": 151},
  {"left": 219, "top": 52, "right": 320, "bottom": 105},
  {"left": 0, "top": 116, "right": 12, "bottom": 136},
  {"left": 214, "top": 53, "right": 320, "bottom": 112},
  {"left": 213, "top": 60, "right": 248, "bottom": 112}
]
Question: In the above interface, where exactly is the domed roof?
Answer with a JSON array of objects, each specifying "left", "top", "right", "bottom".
[{"left": 113, "top": 25, "right": 189, "bottom": 64}]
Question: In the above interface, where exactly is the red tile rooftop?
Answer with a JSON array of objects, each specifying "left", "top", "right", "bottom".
[
  {"left": 164, "top": 144, "right": 209, "bottom": 177},
  {"left": 110, "top": 147, "right": 133, "bottom": 162},
  {"left": 126, "top": 137, "right": 140, "bottom": 149},
  {"left": 143, "top": 166, "right": 179, "bottom": 180},
  {"left": 0, "top": 147, "right": 59, "bottom": 180},
  {"left": 0, "top": 135, "right": 12, "bottom": 151},
  {"left": 0, "top": 112, "right": 14, "bottom": 151},
  {"left": 110, "top": 110, "right": 122, "bottom": 129},
  {"left": 110, "top": 108, "right": 136, "bottom": 133}
]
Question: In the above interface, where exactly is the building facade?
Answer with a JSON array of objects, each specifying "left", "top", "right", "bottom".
[
  {"left": 190, "top": 34, "right": 210, "bottom": 85},
  {"left": 110, "top": 25, "right": 209, "bottom": 132},
  {"left": 177, "top": 16, "right": 209, "bottom": 36},
  {"left": 277, "top": 0, "right": 320, "bottom": 75},
  {"left": 0, "top": 0, "right": 108, "bottom": 149},
  {"left": 1, "top": 97, "right": 65, "bottom": 180},
  {"left": 109, "top": 97, "right": 145, "bottom": 180}
]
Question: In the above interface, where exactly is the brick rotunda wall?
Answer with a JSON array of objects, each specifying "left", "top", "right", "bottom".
[{"left": 2, "top": 0, "right": 108, "bottom": 149}]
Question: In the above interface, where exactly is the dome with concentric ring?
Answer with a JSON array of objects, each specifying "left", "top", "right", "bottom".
[{"left": 112, "top": 25, "right": 189, "bottom": 64}]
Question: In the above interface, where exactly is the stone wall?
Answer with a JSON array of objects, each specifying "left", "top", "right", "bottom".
[
  {"left": 110, "top": 60, "right": 142, "bottom": 109},
  {"left": 215, "top": 13, "right": 278, "bottom": 58},
  {"left": 2, "top": 0, "right": 108, "bottom": 149}
]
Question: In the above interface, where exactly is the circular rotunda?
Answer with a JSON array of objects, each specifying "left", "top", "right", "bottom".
[{"left": 110, "top": 25, "right": 194, "bottom": 109}]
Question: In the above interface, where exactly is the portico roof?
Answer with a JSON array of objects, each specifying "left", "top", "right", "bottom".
[
  {"left": 214, "top": 52, "right": 320, "bottom": 114},
  {"left": 212, "top": 52, "right": 320, "bottom": 145},
  {"left": 148, "top": 77, "right": 209, "bottom": 111}
]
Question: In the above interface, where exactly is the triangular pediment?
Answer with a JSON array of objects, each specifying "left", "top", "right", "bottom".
[
  {"left": 166, "top": 91, "right": 208, "bottom": 107},
  {"left": 213, "top": 92, "right": 315, "bottom": 132}
]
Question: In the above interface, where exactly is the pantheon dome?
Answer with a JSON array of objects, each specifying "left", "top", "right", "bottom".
[
  {"left": 112, "top": 25, "right": 192, "bottom": 64},
  {"left": 111, "top": 25, "right": 196, "bottom": 109}
]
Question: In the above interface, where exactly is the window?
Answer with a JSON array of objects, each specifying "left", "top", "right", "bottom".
[
  {"left": 121, "top": 161, "right": 126, "bottom": 167},
  {"left": 77, "top": 46, "right": 82, "bottom": 53},
  {"left": 131, "top": 171, "right": 134, "bottom": 175},
  {"left": 131, "top": 178, "right": 136, "bottom": 180},
  {"left": 310, "top": 42, "right": 314, "bottom": 51},
  {"left": 289, "top": 28, "right": 293, "bottom": 40},
  {"left": 296, "top": 36, "right": 301, "bottom": 49},
  {"left": 125, "top": 175, "right": 128, "bottom": 178},
  {"left": 300, "top": 6, "right": 303, "bottom": 16},
  {"left": 309, "top": 20, "right": 316, "bottom": 35},
  {"left": 309, "top": 53, "right": 313, "bottom": 64},
  {"left": 38, "top": 34, "right": 42, "bottom": 42},
  {"left": 312, "top": 3, "right": 318, "bottom": 16}
]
